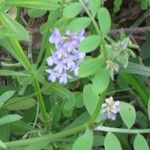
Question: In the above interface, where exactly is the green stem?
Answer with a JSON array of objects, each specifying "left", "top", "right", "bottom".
[
  {"left": 89, "top": 92, "right": 106, "bottom": 124},
  {"left": 36, "top": 11, "right": 58, "bottom": 67},
  {"left": 78, "top": 0, "right": 108, "bottom": 59},
  {"left": 3, "top": 124, "right": 150, "bottom": 149},
  {"left": 94, "top": 126, "right": 150, "bottom": 134},
  {"left": 33, "top": 78, "right": 50, "bottom": 130}
]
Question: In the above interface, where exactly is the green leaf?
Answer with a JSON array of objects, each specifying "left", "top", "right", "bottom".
[
  {"left": 0, "top": 0, "right": 6, "bottom": 11},
  {"left": 79, "top": 57, "right": 105, "bottom": 77},
  {"left": 141, "top": 0, "right": 149, "bottom": 9},
  {"left": 141, "top": 35, "right": 150, "bottom": 59},
  {"left": 83, "top": 84, "right": 99, "bottom": 116},
  {"left": 0, "top": 69, "right": 29, "bottom": 77},
  {"left": 0, "top": 13, "right": 29, "bottom": 41},
  {"left": 148, "top": 97, "right": 150, "bottom": 121},
  {"left": 0, "top": 114, "right": 22, "bottom": 126},
  {"left": 113, "top": 0, "right": 123, "bottom": 12},
  {"left": 66, "top": 112, "right": 90, "bottom": 129},
  {"left": 89, "top": 0, "right": 101, "bottom": 16},
  {"left": 98, "top": 7, "right": 111, "bottom": 37},
  {"left": 0, "top": 90, "right": 15, "bottom": 108},
  {"left": 133, "top": 134, "right": 149, "bottom": 150},
  {"left": 10, "top": 120, "right": 34, "bottom": 135},
  {"left": 72, "top": 129, "right": 93, "bottom": 150},
  {"left": 0, "top": 29, "right": 15, "bottom": 40},
  {"left": 105, "top": 132, "right": 122, "bottom": 150},
  {"left": 28, "top": 9, "right": 46, "bottom": 18},
  {"left": 74, "top": 92, "right": 84, "bottom": 108},
  {"left": 5, "top": 98, "right": 36, "bottom": 110},
  {"left": 123, "top": 62, "right": 150, "bottom": 77},
  {"left": 67, "top": 17, "right": 91, "bottom": 32},
  {"left": 121, "top": 73, "right": 149, "bottom": 106},
  {"left": 63, "top": 2, "right": 82, "bottom": 18},
  {"left": 92, "top": 68, "right": 110, "bottom": 94},
  {"left": 6, "top": 0, "right": 59, "bottom": 10},
  {"left": 0, "top": 140, "right": 6, "bottom": 149},
  {"left": 0, "top": 39, "right": 25, "bottom": 67},
  {"left": 0, "top": 123, "right": 10, "bottom": 142},
  {"left": 25, "top": 141, "right": 49, "bottom": 150},
  {"left": 51, "top": 105, "right": 61, "bottom": 124},
  {"left": 78, "top": 35, "right": 101, "bottom": 53},
  {"left": 120, "top": 102, "right": 136, "bottom": 128}
]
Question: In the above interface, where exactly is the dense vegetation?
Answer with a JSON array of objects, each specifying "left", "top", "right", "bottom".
[{"left": 0, "top": 0, "right": 150, "bottom": 149}]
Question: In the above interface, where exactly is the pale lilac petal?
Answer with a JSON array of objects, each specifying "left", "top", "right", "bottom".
[
  {"left": 59, "top": 74, "right": 68, "bottom": 84},
  {"left": 47, "top": 56, "right": 54, "bottom": 66},
  {"left": 49, "top": 28, "right": 62, "bottom": 44},
  {"left": 48, "top": 73, "right": 58, "bottom": 82},
  {"left": 74, "top": 66, "right": 79, "bottom": 76},
  {"left": 101, "top": 97, "right": 120, "bottom": 121}
]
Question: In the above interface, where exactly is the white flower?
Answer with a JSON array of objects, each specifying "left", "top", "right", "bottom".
[{"left": 101, "top": 97, "right": 120, "bottom": 120}]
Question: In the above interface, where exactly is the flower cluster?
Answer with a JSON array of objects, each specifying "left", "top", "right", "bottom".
[
  {"left": 101, "top": 97, "right": 120, "bottom": 120},
  {"left": 106, "top": 37, "right": 136, "bottom": 79},
  {"left": 46, "top": 28, "right": 86, "bottom": 84}
]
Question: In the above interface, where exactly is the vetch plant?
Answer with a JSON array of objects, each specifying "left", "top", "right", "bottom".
[{"left": 0, "top": 0, "right": 150, "bottom": 150}]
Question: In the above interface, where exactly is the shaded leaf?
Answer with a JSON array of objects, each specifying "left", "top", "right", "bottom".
[
  {"left": 148, "top": 97, "right": 150, "bottom": 121},
  {"left": 5, "top": 98, "right": 36, "bottom": 110}
]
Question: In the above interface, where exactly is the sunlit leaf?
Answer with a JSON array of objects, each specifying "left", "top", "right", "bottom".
[
  {"left": 120, "top": 102, "right": 136, "bottom": 128},
  {"left": 105, "top": 132, "right": 122, "bottom": 150},
  {"left": 73, "top": 129, "right": 93, "bottom": 150},
  {"left": 133, "top": 134, "right": 149, "bottom": 150}
]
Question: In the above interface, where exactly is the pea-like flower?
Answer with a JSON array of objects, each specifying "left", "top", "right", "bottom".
[
  {"left": 101, "top": 97, "right": 120, "bottom": 120},
  {"left": 46, "top": 28, "right": 86, "bottom": 84}
]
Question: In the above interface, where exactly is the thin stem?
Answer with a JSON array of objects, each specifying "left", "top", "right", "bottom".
[
  {"left": 33, "top": 78, "right": 50, "bottom": 130},
  {"left": 3, "top": 123, "right": 150, "bottom": 149},
  {"left": 94, "top": 126, "right": 150, "bottom": 134},
  {"left": 33, "top": 102, "right": 39, "bottom": 128},
  {"left": 89, "top": 92, "right": 106, "bottom": 124},
  {"left": 36, "top": 11, "right": 58, "bottom": 67},
  {"left": 78, "top": 0, "right": 107, "bottom": 59}
]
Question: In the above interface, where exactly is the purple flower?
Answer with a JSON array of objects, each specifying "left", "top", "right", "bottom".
[
  {"left": 49, "top": 28, "right": 62, "bottom": 45},
  {"left": 101, "top": 97, "right": 120, "bottom": 121},
  {"left": 62, "top": 30, "right": 85, "bottom": 50},
  {"left": 46, "top": 28, "right": 86, "bottom": 84}
]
